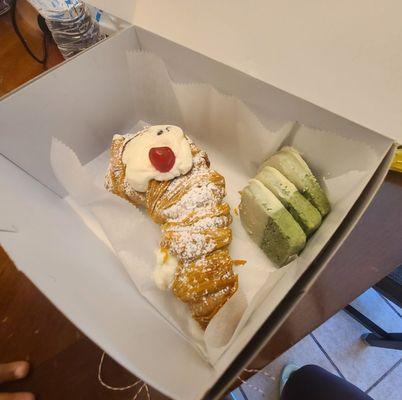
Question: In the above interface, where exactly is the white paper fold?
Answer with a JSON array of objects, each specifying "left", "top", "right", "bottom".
[{"left": 50, "top": 50, "right": 378, "bottom": 364}]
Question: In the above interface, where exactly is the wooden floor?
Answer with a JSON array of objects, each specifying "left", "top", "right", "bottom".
[
  {"left": 0, "top": 2, "right": 44, "bottom": 96},
  {"left": 1, "top": 2, "right": 402, "bottom": 399},
  {"left": 0, "top": 0, "right": 62, "bottom": 97}
]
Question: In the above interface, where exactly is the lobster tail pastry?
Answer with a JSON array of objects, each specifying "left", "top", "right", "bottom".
[{"left": 105, "top": 125, "right": 242, "bottom": 328}]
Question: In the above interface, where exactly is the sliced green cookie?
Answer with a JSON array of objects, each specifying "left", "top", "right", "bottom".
[
  {"left": 256, "top": 166, "right": 322, "bottom": 236},
  {"left": 261, "top": 147, "right": 330, "bottom": 217},
  {"left": 240, "top": 179, "right": 306, "bottom": 266}
]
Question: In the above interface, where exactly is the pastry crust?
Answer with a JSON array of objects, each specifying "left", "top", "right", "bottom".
[
  {"left": 105, "top": 134, "right": 146, "bottom": 206},
  {"left": 105, "top": 133, "right": 239, "bottom": 328}
]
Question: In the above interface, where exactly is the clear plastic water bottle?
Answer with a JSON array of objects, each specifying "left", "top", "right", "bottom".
[{"left": 27, "top": 0, "right": 105, "bottom": 59}]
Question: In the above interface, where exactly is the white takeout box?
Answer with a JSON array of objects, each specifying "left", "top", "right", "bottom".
[
  {"left": 90, "top": 0, "right": 402, "bottom": 143},
  {"left": 0, "top": 8, "right": 398, "bottom": 400}
]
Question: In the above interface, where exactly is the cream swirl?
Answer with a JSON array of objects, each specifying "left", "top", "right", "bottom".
[
  {"left": 122, "top": 125, "right": 193, "bottom": 192},
  {"left": 153, "top": 248, "right": 179, "bottom": 290}
]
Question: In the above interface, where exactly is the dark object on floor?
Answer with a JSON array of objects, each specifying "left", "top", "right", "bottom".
[
  {"left": 375, "top": 265, "right": 402, "bottom": 308},
  {"left": 11, "top": 0, "right": 48, "bottom": 64},
  {"left": 281, "top": 365, "right": 373, "bottom": 400},
  {"left": 344, "top": 264, "right": 402, "bottom": 350},
  {"left": 345, "top": 303, "right": 402, "bottom": 350}
]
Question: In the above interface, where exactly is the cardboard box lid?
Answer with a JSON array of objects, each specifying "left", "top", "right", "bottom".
[{"left": 89, "top": 0, "right": 402, "bottom": 144}]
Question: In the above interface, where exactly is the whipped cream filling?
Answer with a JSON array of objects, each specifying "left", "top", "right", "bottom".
[
  {"left": 153, "top": 248, "right": 178, "bottom": 290},
  {"left": 122, "top": 125, "right": 193, "bottom": 192}
]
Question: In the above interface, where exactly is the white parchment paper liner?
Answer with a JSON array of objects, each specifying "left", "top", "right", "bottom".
[{"left": 50, "top": 51, "right": 378, "bottom": 365}]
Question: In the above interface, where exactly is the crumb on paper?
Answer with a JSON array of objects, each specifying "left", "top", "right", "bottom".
[{"left": 234, "top": 207, "right": 239, "bottom": 216}]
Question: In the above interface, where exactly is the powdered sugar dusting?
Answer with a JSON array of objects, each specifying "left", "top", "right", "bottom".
[
  {"left": 168, "top": 232, "right": 217, "bottom": 261},
  {"left": 163, "top": 180, "right": 224, "bottom": 221}
]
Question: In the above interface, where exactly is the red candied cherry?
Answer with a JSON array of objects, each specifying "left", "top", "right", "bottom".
[{"left": 149, "top": 147, "right": 176, "bottom": 172}]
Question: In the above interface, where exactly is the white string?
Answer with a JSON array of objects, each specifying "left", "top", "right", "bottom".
[
  {"left": 237, "top": 367, "right": 276, "bottom": 395},
  {"left": 98, "top": 352, "right": 273, "bottom": 399},
  {"left": 236, "top": 376, "right": 247, "bottom": 384},
  {"left": 98, "top": 352, "right": 151, "bottom": 399},
  {"left": 132, "top": 383, "right": 147, "bottom": 400},
  {"left": 244, "top": 367, "right": 276, "bottom": 381}
]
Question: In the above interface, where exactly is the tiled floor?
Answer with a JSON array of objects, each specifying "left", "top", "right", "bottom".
[{"left": 230, "top": 288, "right": 402, "bottom": 400}]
